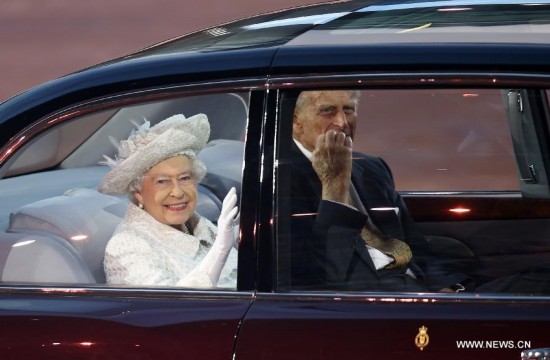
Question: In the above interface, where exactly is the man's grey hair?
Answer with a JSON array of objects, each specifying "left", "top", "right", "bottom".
[{"left": 295, "top": 90, "right": 361, "bottom": 114}]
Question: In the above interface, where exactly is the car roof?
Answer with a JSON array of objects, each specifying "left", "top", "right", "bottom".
[{"left": 120, "top": 0, "right": 550, "bottom": 56}]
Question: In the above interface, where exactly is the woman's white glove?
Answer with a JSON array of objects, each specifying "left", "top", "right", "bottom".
[
  {"left": 197, "top": 187, "right": 239, "bottom": 286},
  {"left": 216, "top": 187, "right": 239, "bottom": 250}
]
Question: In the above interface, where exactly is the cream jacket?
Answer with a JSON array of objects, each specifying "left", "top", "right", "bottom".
[{"left": 104, "top": 203, "right": 237, "bottom": 288}]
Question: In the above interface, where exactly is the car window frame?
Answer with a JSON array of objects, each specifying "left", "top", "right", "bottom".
[
  {"left": 0, "top": 80, "right": 268, "bottom": 297},
  {"left": 268, "top": 72, "right": 550, "bottom": 297}
]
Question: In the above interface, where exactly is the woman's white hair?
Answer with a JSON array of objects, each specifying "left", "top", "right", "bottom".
[{"left": 127, "top": 152, "right": 206, "bottom": 204}]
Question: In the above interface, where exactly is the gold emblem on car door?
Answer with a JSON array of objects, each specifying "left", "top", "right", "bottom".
[{"left": 415, "top": 326, "right": 430, "bottom": 351}]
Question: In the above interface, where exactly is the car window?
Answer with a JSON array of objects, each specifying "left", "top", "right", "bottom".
[
  {"left": 355, "top": 89, "right": 519, "bottom": 191},
  {"left": 276, "top": 88, "right": 550, "bottom": 295},
  {"left": 0, "top": 91, "right": 248, "bottom": 290}
]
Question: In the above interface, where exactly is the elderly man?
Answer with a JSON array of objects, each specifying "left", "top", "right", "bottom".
[{"left": 288, "top": 90, "right": 470, "bottom": 292}]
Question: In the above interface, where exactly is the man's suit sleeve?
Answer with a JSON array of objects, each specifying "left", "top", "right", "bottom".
[{"left": 289, "top": 194, "right": 370, "bottom": 289}]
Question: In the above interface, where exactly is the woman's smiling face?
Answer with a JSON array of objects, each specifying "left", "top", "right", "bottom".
[{"left": 135, "top": 155, "right": 197, "bottom": 230}]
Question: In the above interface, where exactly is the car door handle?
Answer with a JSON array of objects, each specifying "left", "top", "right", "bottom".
[{"left": 521, "top": 348, "right": 550, "bottom": 360}]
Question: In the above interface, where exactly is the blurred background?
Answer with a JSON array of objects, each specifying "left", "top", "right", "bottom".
[{"left": 0, "top": 0, "right": 323, "bottom": 102}]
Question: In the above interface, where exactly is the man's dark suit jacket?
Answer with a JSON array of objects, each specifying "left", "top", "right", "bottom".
[{"left": 288, "top": 141, "right": 467, "bottom": 291}]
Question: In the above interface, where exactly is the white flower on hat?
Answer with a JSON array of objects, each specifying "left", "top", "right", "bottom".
[{"left": 99, "top": 113, "right": 210, "bottom": 196}]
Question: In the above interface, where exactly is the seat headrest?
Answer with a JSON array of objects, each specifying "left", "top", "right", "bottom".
[{"left": 198, "top": 139, "right": 244, "bottom": 201}]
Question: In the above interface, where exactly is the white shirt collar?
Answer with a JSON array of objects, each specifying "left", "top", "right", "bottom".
[{"left": 293, "top": 138, "right": 313, "bottom": 161}]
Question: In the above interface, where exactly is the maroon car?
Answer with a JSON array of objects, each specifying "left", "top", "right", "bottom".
[{"left": 1, "top": 0, "right": 550, "bottom": 359}]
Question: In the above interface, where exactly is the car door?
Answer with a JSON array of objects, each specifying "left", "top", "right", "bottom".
[
  {"left": 235, "top": 77, "right": 550, "bottom": 360},
  {"left": 0, "top": 87, "right": 266, "bottom": 359}
]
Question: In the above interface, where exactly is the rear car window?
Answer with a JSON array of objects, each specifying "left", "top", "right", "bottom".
[{"left": 276, "top": 87, "right": 550, "bottom": 295}]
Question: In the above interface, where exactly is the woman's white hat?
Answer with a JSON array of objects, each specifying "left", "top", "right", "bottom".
[{"left": 98, "top": 113, "right": 210, "bottom": 195}]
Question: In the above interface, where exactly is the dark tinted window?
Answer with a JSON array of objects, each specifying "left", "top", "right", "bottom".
[{"left": 276, "top": 87, "right": 550, "bottom": 295}]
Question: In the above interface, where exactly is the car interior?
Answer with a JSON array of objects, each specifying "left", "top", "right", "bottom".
[
  {"left": 276, "top": 88, "right": 550, "bottom": 294},
  {"left": 0, "top": 92, "right": 248, "bottom": 285}
]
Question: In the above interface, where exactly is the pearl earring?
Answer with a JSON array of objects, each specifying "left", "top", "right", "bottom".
[{"left": 138, "top": 203, "right": 143, "bottom": 209}]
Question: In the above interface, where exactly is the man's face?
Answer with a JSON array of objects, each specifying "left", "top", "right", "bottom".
[
  {"left": 135, "top": 155, "right": 197, "bottom": 230},
  {"left": 293, "top": 90, "right": 358, "bottom": 152}
]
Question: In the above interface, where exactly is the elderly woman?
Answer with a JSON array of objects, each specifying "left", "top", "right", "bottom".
[{"left": 98, "top": 113, "right": 238, "bottom": 288}]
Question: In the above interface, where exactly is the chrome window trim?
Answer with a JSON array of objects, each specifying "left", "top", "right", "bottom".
[
  {"left": 268, "top": 72, "right": 550, "bottom": 89},
  {"left": 0, "top": 285, "right": 256, "bottom": 300},
  {"left": 400, "top": 191, "right": 523, "bottom": 197},
  {"left": 255, "top": 291, "right": 550, "bottom": 303}
]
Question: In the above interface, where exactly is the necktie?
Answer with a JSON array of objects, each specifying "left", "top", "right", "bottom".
[{"left": 348, "top": 183, "right": 412, "bottom": 269}]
